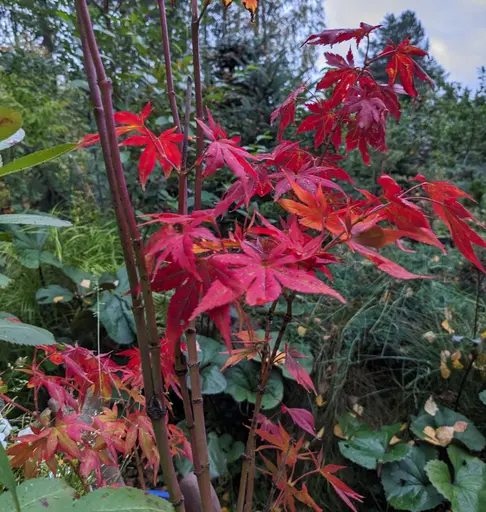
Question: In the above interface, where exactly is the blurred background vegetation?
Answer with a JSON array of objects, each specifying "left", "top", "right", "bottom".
[{"left": 0, "top": 1, "right": 486, "bottom": 510}]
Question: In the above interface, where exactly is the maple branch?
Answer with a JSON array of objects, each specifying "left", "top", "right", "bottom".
[
  {"left": 157, "top": 0, "right": 182, "bottom": 134},
  {"left": 179, "top": 76, "right": 193, "bottom": 215},
  {"left": 75, "top": 3, "right": 185, "bottom": 510},
  {"left": 237, "top": 294, "right": 295, "bottom": 512},
  {"left": 0, "top": 394, "right": 35, "bottom": 417},
  {"left": 265, "top": 440, "right": 294, "bottom": 512},
  {"left": 191, "top": 0, "right": 204, "bottom": 210},
  {"left": 197, "top": 0, "right": 211, "bottom": 24},
  {"left": 185, "top": 324, "right": 214, "bottom": 512}
]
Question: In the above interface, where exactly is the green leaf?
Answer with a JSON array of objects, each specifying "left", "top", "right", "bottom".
[
  {"left": 337, "top": 412, "right": 370, "bottom": 438},
  {"left": 0, "top": 107, "right": 22, "bottom": 144},
  {"left": 425, "top": 445, "right": 486, "bottom": 512},
  {"left": 61, "top": 266, "right": 96, "bottom": 295},
  {"left": 411, "top": 403, "right": 485, "bottom": 451},
  {"left": 11, "top": 229, "right": 61, "bottom": 269},
  {"left": 0, "top": 214, "right": 71, "bottom": 227},
  {"left": 36, "top": 285, "right": 74, "bottom": 304},
  {"left": 479, "top": 390, "right": 486, "bottom": 406},
  {"left": 0, "top": 143, "right": 77, "bottom": 178},
  {"left": 0, "top": 319, "right": 55, "bottom": 346},
  {"left": 381, "top": 445, "right": 444, "bottom": 511},
  {"left": 338, "top": 423, "right": 410, "bottom": 470},
  {"left": 194, "top": 335, "right": 225, "bottom": 366},
  {"left": 0, "top": 478, "right": 74, "bottom": 511},
  {"left": 175, "top": 431, "right": 244, "bottom": 480},
  {"left": 92, "top": 267, "right": 135, "bottom": 344},
  {"left": 0, "top": 273, "right": 10, "bottom": 289},
  {"left": 0, "top": 444, "right": 20, "bottom": 512},
  {"left": 73, "top": 487, "right": 174, "bottom": 511},
  {"left": 225, "top": 360, "right": 283, "bottom": 409},
  {"left": 198, "top": 365, "right": 227, "bottom": 395}
]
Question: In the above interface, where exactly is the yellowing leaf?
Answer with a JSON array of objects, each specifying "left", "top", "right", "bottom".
[
  {"left": 451, "top": 350, "right": 462, "bottom": 362},
  {"left": 423, "top": 426, "right": 441, "bottom": 445},
  {"left": 315, "top": 394, "right": 325, "bottom": 407},
  {"left": 316, "top": 427, "right": 325, "bottom": 440},
  {"left": 221, "top": 0, "right": 232, "bottom": 7},
  {"left": 432, "top": 255, "right": 440, "bottom": 263},
  {"left": 441, "top": 319, "right": 454, "bottom": 334},
  {"left": 452, "top": 359, "right": 464, "bottom": 370},
  {"left": 424, "top": 396, "right": 438, "bottom": 416},
  {"left": 53, "top": 296, "right": 64, "bottom": 303},
  {"left": 242, "top": 0, "right": 258, "bottom": 18},
  {"left": 453, "top": 421, "right": 468, "bottom": 433},
  {"left": 352, "top": 403, "right": 364, "bottom": 416},
  {"left": 333, "top": 424, "right": 347, "bottom": 440},
  {"left": 422, "top": 331, "right": 436, "bottom": 343},
  {"left": 297, "top": 326, "right": 307, "bottom": 337},
  {"left": 440, "top": 361, "right": 451, "bottom": 379},
  {"left": 440, "top": 350, "right": 451, "bottom": 363},
  {"left": 389, "top": 435, "right": 401, "bottom": 445},
  {"left": 435, "top": 426, "right": 455, "bottom": 446}
]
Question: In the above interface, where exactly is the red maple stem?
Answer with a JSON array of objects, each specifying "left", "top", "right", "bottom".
[
  {"left": 191, "top": 0, "right": 204, "bottom": 210},
  {"left": 75, "top": 2, "right": 184, "bottom": 510},
  {"left": 157, "top": 0, "right": 182, "bottom": 134},
  {"left": 186, "top": 324, "right": 214, "bottom": 512},
  {"left": 237, "top": 296, "right": 294, "bottom": 512}
]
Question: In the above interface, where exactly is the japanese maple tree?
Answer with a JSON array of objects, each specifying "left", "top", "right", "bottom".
[{"left": 7, "top": 2, "right": 486, "bottom": 512}]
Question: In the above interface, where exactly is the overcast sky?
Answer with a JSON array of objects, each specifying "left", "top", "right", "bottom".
[{"left": 322, "top": 0, "right": 486, "bottom": 90}]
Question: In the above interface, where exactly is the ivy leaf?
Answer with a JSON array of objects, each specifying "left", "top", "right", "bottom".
[
  {"left": 0, "top": 478, "right": 74, "bottom": 511},
  {"left": 36, "top": 285, "right": 74, "bottom": 304},
  {"left": 72, "top": 486, "right": 174, "bottom": 511},
  {"left": 425, "top": 445, "right": 486, "bottom": 512},
  {"left": 411, "top": 403, "right": 485, "bottom": 452},
  {"left": 338, "top": 423, "right": 410, "bottom": 470},
  {"left": 381, "top": 445, "right": 444, "bottom": 511},
  {"left": 225, "top": 360, "right": 283, "bottom": 409}
]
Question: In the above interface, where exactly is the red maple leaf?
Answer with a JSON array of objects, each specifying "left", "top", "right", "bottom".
[
  {"left": 377, "top": 39, "right": 434, "bottom": 97},
  {"left": 212, "top": 238, "right": 344, "bottom": 306},
  {"left": 303, "top": 22, "right": 381, "bottom": 47},
  {"left": 120, "top": 128, "right": 184, "bottom": 187},
  {"left": 316, "top": 51, "right": 360, "bottom": 108},
  {"left": 151, "top": 258, "right": 241, "bottom": 347},
  {"left": 413, "top": 174, "right": 486, "bottom": 271},
  {"left": 297, "top": 100, "right": 343, "bottom": 150},
  {"left": 273, "top": 165, "right": 345, "bottom": 200},
  {"left": 281, "top": 404, "right": 316, "bottom": 437},
  {"left": 270, "top": 84, "right": 306, "bottom": 140},
  {"left": 197, "top": 109, "right": 261, "bottom": 200},
  {"left": 284, "top": 344, "right": 317, "bottom": 394}
]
